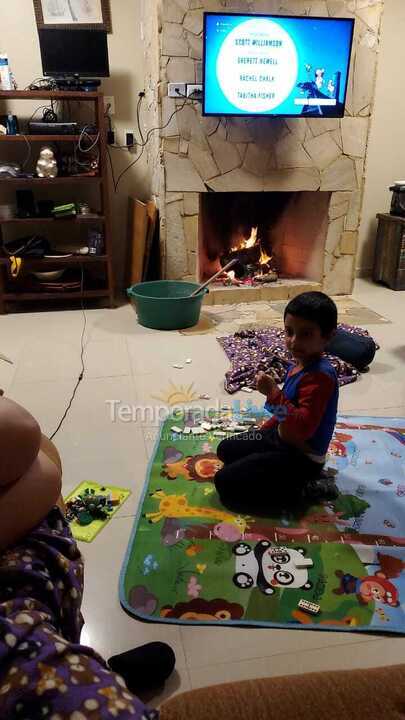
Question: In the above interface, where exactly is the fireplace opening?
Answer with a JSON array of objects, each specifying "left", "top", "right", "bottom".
[{"left": 198, "top": 191, "right": 331, "bottom": 287}]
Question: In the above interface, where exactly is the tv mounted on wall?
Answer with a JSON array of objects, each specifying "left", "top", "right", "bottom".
[{"left": 203, "top": 13, "right": 354, "bottom": 118}]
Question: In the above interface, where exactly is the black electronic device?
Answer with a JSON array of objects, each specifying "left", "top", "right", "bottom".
[
  {"left": 38, "top": 28, "right": 110, "bottom": 79},
  {"left": 16, "top": 190, "right": 36, "bottom": 219},
  {"left": 28, "top": 121, "right": 78, "bottom": 135}
]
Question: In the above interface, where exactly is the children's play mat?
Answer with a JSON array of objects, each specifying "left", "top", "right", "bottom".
[{"left": 120, "top": 412, "right": 405, "bottom": 633}]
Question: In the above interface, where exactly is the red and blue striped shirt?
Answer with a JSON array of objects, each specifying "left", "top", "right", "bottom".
[{"left": 263, "top": 356, "right": 339, "bottom": 460}]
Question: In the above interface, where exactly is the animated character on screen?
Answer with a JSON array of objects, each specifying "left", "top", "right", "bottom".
[
  {"left": 297, "top": 65, "right": 342, "bottom": 116},
  {"left": 232, "top": 541, "right": 313, "bottom": 596},
  {"left": 333, "top": 570, "right": 400, "bottom": 607}
]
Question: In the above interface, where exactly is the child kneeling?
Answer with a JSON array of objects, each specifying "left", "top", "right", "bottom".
[{"left": 215, "top": 292, "right": 339, "bottom": 513}]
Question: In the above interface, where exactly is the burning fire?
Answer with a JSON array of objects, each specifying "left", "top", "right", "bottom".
[
  {"left": 231, "top": 226, "right": 258, "bottom": 252},
  {"left": 259, "top": 247, "right": 272, "bottom": 266}
]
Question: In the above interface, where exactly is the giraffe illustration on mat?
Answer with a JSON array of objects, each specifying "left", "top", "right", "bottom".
[{"left": 145, "top": 490, "right": 249, "bottom": 533}]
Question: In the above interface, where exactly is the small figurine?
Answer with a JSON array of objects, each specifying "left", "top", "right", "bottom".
[{"left": 36, "top": 145, "right": 58, "bottom": 178}]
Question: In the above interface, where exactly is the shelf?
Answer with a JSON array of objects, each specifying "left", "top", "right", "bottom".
[
  {"left": 0, "top": 176, "right": 101, "bottom": 186},
  {"left": 0, "top": 135, "right": 98, "bottom": 142},
  {"left": 0, "top": 89, "right": 113, "bottom": 312},
  {"left": 0, "top": 215, "right": 105, "bottom": 224},
  {"left": 4, "top": 289, "right": 110, "bottom": 301},
  {"left": 0, "top": 255, "right": 108, "bottom": 266},
  {"left": 0, "top": 90, "right": 101, "bottom": 101}
]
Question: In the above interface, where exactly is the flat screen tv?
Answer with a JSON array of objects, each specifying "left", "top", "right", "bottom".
[{"left": 203, "top": 13, "right": 354, "bottom": 118}]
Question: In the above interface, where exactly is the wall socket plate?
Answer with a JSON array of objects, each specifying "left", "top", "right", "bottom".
[
  {"left": 104, "top": 96, "right": 115, "bottom": 115},
  {"left": 187, "top": 84, "right": 203, "bottom": 98},
  {"left": 168, "top": 82, "right": 186, "bottom": 98}
]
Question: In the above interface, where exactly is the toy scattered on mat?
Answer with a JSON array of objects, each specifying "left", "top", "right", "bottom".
[
  {"left": 170, "top": 409, "right": 259, "bottom": 437},
  {"left": 298, "top": 599, "right": 321, "bottom": 616},
  {"left": 65, "top": 481, "right": 130, "bottom": 542}
]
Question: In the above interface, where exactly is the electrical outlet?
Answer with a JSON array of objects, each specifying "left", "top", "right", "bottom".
[
  {"left": 187, "top": 84, "right": 203, "bottom": 99},
  {"left": 104, "top": 96, "right": 115, "bottom": 115},
  {"left": 124, "top": 130, "right": 135, "bottom": 148},
  {"left": 168, "top": 82, "right": 186, "bottom": 99}
]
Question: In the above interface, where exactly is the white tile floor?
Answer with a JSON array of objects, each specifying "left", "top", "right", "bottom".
[{"left": 2, "top": 278, "right": 405, "bottom": 702}]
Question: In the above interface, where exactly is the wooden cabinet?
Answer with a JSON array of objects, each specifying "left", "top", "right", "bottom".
[{"left": 374, "top": 213, "right": 405, "bottom": 291}]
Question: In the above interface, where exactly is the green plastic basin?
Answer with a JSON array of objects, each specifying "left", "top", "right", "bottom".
[{"left": 127, "top": 280, "right": 208, "bottom": 330}]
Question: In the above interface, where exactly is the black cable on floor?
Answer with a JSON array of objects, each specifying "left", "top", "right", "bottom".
[{"left": 49, "top": 266, "right": 87, "bottom": 440}]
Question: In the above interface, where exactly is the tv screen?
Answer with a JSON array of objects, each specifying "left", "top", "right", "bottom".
[
  {"left": 39, "top": 29, "right": 110, "bottom": 78},
  {"left": 203, "top": 13, "right": 354, "bottom": 118}
]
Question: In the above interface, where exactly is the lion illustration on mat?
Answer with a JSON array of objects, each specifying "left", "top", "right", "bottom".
[
  {"left": 160, "top": 597, "right": 244, "bottom": 621},
  {"left": 161, "top": 447, "right": 223, "bottom": 482}
]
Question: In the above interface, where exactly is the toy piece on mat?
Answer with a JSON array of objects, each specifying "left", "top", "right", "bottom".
[
  {"left": 298, "top": 599, "right": 320, "bottom": 616},
  {"left": 171, "top": 426, "right": 183, "bottom": 434},
  {"left": 66, "top": 488, "right": 114, "bottom": 525},
  {"left": 192, "top": 427, "right": 205, "bottom": 435},
  {"left": 64, "top": 481, "right": 131, "bottom": 542}
]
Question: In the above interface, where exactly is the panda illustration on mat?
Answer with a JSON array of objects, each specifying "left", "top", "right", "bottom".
[{"left": 232, "top": 541, "right": 313, "bottom": 596}]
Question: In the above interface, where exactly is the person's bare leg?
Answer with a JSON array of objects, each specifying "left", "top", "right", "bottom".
[
  {"left": 0, "top": 450, "right": 62, "bottom": 551},
  {"left": 0, "top": 397, "right": 41, "bottom": 488}
]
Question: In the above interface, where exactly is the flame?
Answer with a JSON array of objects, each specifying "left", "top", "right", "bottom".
[
  {"left": 231, "top": 226, "right": 258, "bottom": 252},
  {"left": 245, "top": 226, "right": 258, "bottom": 249},
  {"left": 259, "top": 246, "right": 272, "bottom": 266}
]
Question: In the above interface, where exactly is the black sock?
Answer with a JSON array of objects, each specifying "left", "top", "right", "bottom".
[{"left": 108, "top": 641, "right": 176, "bottom": 697}]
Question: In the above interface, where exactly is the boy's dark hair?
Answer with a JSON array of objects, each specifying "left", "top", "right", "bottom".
[{"left": 284, "top": 292, "right": 338, "bottom": 336}]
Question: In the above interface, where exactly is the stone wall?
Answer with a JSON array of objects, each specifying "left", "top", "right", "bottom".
[{"left": 150, "top": 0, "right": 384, "bottom": 295}]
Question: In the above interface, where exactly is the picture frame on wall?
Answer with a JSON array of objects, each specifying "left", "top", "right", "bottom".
[{"left": 33, "top": 0, "right": 112, "bottom": 32}]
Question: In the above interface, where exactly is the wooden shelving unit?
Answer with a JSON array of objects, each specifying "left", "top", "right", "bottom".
[{"left": 0, "top": 90, "right": 114, "bottom": 312}]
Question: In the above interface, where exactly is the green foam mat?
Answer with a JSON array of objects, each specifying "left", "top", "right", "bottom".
[{"left": 120, "top": 415, "right": 405, "bottom": 633}]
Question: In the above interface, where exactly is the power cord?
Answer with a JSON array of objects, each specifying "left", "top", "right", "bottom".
[
  {"left": 74, "top": 125, "right": 100, "bottom": 171},
  {"left": 107, "top": 96, "right": 189, "bottom": 191},
  {"left": 21, "top": 134, "right": 32, "bottom": 170},
  {"left": 136, "top": 92, "right": 145, "bottom": 144},
  {"left": 49, "top": 265, "right": 87, "bottom": 441}
]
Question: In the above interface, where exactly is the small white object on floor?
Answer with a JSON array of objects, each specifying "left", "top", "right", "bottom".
[
  {"left": 213, "top": 431, "right": 227, "bottom": 437},
  {"left": 199, "top": 394, "right": 211, "bottom": 400},
  {"left": 298, "top": 599, "right": 320, "bottom": 616},
  {"left": 192, "top": 426, "right": 205, "bottom": 435},
  {"left": 183, "top": 427, "right": 191, "bottom": 435},
  {"left": 185, "top": 358, "right": 192, "bottom": 364},
  {"left": 241, "top": 387, "right": 253, "bottom": 393},
  {"left": 172, "top": 364, "right": 184, "bottom": 369},
  {"left": 202, "top": 422, "right": 212, "bottom": 431},
  {"left": 234, "top": 425, "right": 247, "bottom": 432},
  {"left": 171, "top": 426, "right": 183, "bottom": 434}
]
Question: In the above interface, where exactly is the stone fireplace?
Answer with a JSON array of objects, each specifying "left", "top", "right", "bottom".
[{"left": 142, "top": 0, "right": 383, "bottom": 304}]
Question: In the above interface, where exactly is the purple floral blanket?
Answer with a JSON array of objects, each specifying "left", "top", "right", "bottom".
[{"left": 218, "top": 324, "right": 373, "bottom": 394}]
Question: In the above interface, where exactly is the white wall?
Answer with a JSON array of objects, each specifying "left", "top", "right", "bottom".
[
  {"left": 0, "top": 0, "right": 149, "bottom": 289},
  {"left": 358, "top": 0, "right": 405, "bottom": 275}
]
